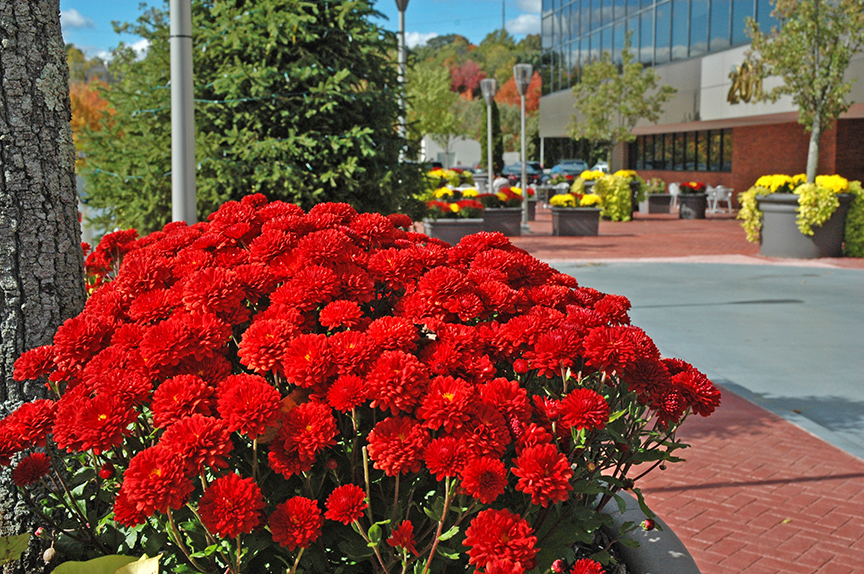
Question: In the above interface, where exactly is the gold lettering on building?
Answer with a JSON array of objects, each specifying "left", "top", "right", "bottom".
[{"left": 727, "top": 61, "right": 762, "bottom": 104}]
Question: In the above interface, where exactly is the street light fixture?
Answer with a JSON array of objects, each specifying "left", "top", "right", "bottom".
[
  {"left": 513, "top": 63, "right": 533, "bottom": 231},
  {"left": 170, "top": 0, "right": 196, "bottom": 224},
  {"left": 480, "top": 78, "right": 497, "bottom": 188},
  {"left": 395, "top": 0, "right": 409, "bottom": 156}
]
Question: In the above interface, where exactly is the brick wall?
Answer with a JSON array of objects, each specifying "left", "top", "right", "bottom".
[{"left": 630, "top": 120, "right": 864, "bottom": 206}]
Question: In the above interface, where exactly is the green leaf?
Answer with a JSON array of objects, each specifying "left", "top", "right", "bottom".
[
  {"left": 617, "top": 538, "right": 640, "bottom": 549},
  {"left": 115, "top": 555, "right": 162, "bottom": 574},
  {"left": 608, "top": 409, "right": 626, "bottom": 423},
  {"left": 437, "top": 549, "right": 460, "bottom": 560},
  {"left": 0, "top": 534, "right": 31, "bottom": 566},
  {"left": 367, "top": 524, "right": 382, "bottom": 547},
  {"left": 438, "top": 526, "right": 459, "bottom": 541},
  {"left": 52, "top": 555, "right": 138, "bottom": 574}
]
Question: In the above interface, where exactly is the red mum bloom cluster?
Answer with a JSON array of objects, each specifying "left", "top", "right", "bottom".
[{"left": 3, "top": 197, "right": 719, "bottom": 573}]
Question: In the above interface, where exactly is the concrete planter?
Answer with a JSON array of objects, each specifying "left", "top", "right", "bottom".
[
  {"left": 678, "top": 193, "right": 708, "bottom": 219},
  {"left": 757, "top": 193, "right": 852, "bottom": 258},
  {"left": 483, "top": 208, "right": 522, "bottom": 236},
  {"left": 551, "top": 207, "right": 601, "bottom": 236},
  {"left": 601, "top": 492, "right": 701, "bottom": 574},
  {"left": 643, "top": 194, "right": 673, "bottom": 214},
  {"left": 527, "top": 199, "right": 537, "bottom": 221},
  {"left": 423, "top": 218, "right": 484, "bottom": 245}
]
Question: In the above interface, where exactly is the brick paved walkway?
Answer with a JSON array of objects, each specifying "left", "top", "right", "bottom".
[{"left": 504, "top": 207, "right": 864, "bottom": 573}]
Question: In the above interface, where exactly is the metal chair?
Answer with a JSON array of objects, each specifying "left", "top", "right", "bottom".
[
  {"left": 668, "top": 182, "right": 681, "bottom": 209},
  {"left": 712, "top": 185, "right": 734, "bottom": 213}
]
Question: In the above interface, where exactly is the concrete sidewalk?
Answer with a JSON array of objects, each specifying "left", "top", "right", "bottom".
[{"left": 514, "top": 207, "right": 864, "bottom": 574}]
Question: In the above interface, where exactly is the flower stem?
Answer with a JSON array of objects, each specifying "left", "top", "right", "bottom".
[
  {"left": 167, "top": 508, "right": 206, "bottom": 572},
  {"left": 421, "top": 478, "right": 454, "bottom": 574},
  {"left": 287, "top": 547, "right": 305, "bottom": 574}
]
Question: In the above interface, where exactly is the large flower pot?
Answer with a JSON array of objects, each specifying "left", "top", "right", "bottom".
[
  {"left": 678, "top": 193, "right": 708, "bottom": 219},
  {"left": 757, "top": 193, "right": 852, "bottom": 258},
  {"left": 551, "top": 207, "right": 601, "bottom": 236},
  {"left": 483, "top": 208, "right": 522, "bottom": 236},
  {"left": 644, "top": 194, "right": 673, "bottom": 214},
  {"left": 423, "top": 218, "right": 484, "bottom": 245},
  {"left": 601, "top": 493, "right": 702, "bottom": 574},
  {"left": 527, "top": 199, "right": 537, "bottom": 221}
]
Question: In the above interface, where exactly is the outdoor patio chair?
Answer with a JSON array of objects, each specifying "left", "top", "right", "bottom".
[
  {"left": 705, "top": 184, "right": 717, "bottom": 211},
  {"left": 668, "top": 182, "right": 681, "bottom": 209},
  {"left": 712, "top": 185, "right": 734, "bottom": 213}
]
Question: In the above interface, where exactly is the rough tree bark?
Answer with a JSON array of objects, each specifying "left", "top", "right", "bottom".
[{"left": 0, "top": 0, "right": 87, "bottom": 571}]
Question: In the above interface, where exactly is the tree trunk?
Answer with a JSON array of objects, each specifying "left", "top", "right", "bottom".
[
  {"left": 806, "top": 113, "right": 821, "bottom": 183},
  {"left": 0, "top": 1, "right": 87, "bottom": 571}
]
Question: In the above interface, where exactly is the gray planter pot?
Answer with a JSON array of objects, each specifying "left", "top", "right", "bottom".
[
  {"left": 527, "top": 199, "right": 537, "bottom": 221},
  {"left": 551, "top": 207, "right": 601, "bottom": 236},
  {"left": 644, "top": 194, "right": 673, "bottom": 214},
  {"left": 423, "top": 218, "right": 484, "bottom": 245},
  {"left": 601, "top": 492, "right": 702, "bottom": 574},
  {"left": 757, "top": 193, "right": 852, "bottom": 258},
  {"left": 678, "top": 193, "right": 708, "bottom": 219},
  {"left": 483, "top": 208, "right": 522, "bottom": 236}
]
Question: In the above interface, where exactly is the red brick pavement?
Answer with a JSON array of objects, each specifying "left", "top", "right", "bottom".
[{"left": 502, "top": 207, "right": 864, "bottom": 572}]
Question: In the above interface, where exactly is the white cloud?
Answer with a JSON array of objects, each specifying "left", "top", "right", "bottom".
[
  {"left": 130, "top": 39, "right": 151, "bottom": 59},
  {"left": 506, "top": 14, "right": 540, "bottom": 35},
  {"left": 60, "top": 9, "right": 94, "bottom": 29},
  {"left": 515, "top": 0, "right": 541, "bottom": 13},
  {"left": 406, "top": 32, "right": 439, "bottom": 48}
]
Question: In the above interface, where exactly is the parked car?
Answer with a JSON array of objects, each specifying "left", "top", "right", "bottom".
[
  {"left": 542, "top": 159, "right": 588, "bottom": 182},
  {"left": 502, "top": 163, "right": 543, "bottom": 184},
  {"left": 591, "top": 161, "right": 609, "bottom": 173}
]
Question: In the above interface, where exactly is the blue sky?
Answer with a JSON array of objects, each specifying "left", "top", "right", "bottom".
[{"left": 59, "top": 0, "right": 541, "bottom": 60}]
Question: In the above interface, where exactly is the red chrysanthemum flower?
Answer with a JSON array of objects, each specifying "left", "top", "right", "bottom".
[
  {"left": 326, "top": 375, "right": 368, "bottom": 412},
  {"left": 159, "top": 415, "right": 233, "bottom": 475},
  {"left": 582, "top": 326, "right": 639, "bottom": 372},
  {"left": 387, "top": 520, "right": 418, "bottom": 555},
  {"left": 459, "top": 457, "right": 507, "bottom": 504},
  {"left": 71, "top": 394, "right": 138, "bottom": 455},
  {"left": 238, "top": 316, "right": 301, "bottom": 375},
  {"left": 485, "top": 559, "right": 525, "bottom": 574},
  {"left": 455, "top": 404, "right": 511, "bottom": 458},
  {"left": 276, "top": 401, "right": 338, "bottom": 465},
  {"left": 478, "top": 378, "right": 532, "bottom": 426},
  {"left": 319, "top": 300, "right": 364, "bottom": 331},
  {"left": 138, "top": 317, "right": 193, "bottom": 370},
  {"left": 623, "top": 357, "right": 671, "bottom": 398},
  {"left": 366, "top": 317, "right": 419, "bottom": 352},
  {"left": 181, "top": 267, "right": 245, "bottom": 317},
  {"left": 512, "top": 443, "right": 573, "bottom": 507},
  {"left": 113, "top": 487, "right": 148, "bottom": 527},
  {"left": 269, "top": 496, "right": 323, "bottom": 551},
  {"left": 515, "top": 423, "right": 553, "bottom": 454},
  {"left": 280, "top": 333, "right": 336, "bottom": 388},
  {"left": 217, "top": 374, "right": 282, "bottom": 439},
  {"left": 523, "top": 327, "right": 583, "bottom": 379},
  {"left": 366, "top": 351, "right": 430, "bottom": 415},
  {"left": 366, "top": 416, "right": 429, "bottom": 476},
  {"left": 652, "top": 384, "right": 687, "bottom": 427},
  {"left": 328, "top": 330, "right": 377, "bottom": 376},
  {"left": 151, "top": 374, "right": 215, "bottom": 428},
  {"left": 12, "top": 345, "right": 56, "bottom": 382},
  {"left": 11, "top": 452, "right": 51, "bottom": 486},
  {"left": 592, "top": 294, "right": 631, "bottom": 326},
  {"left": 416, "top": 376, "right": 475, "bottom": 432},
  {"left": 6, "top": 399, "right": 56, "bottom": 448},
  {"left": 423, "top": 436, "right": 470, "bottom": 481},
  {"left": 121, "top": 446, "right": 195, "bottom": 516},
  {"left": 367, "top": 248, "right": 422, "bottom": 289},
  {"left": 128, "top": 288, "right": 174, "bottom": 324},
  {"left": 559, "top": 389, "right": 610, "bottom": 431},
  {"left": 673, "top": 369, "right": 722, "bottom": 417},
  {"left": 52, "top": 314, "right": 113, "bottom": 371},
  {"left": 198, "top": 473, "right": 265, "bottom": 538},
  {"left": 570, "top": 558, "right": 605, "bottom": 574},
  {"left": 324, "top": 484, "right": 368, "bottom": 524},
  {"left": 463, "top": 508, "right": 537, "bottom": 570}
]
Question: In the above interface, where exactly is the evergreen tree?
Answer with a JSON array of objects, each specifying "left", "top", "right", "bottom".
[{"left": 80, "top": 0, "right": 423, "bottom": 234}]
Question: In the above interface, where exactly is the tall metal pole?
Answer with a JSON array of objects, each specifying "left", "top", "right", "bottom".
[
  {"left": 520, "top": 92, "right": 527, "bottom": 228},
  {"left": 170, "top": 0, "right": 196, "bottom": 223},
  {"left": 513, "top": 63, "right": 532, "bottom": 232},
  {"left": 480, "top": 78, "right": 497, "bottom": 189},
  {"left": 396, "top": 0, "right": 409, "bottom": 159}
]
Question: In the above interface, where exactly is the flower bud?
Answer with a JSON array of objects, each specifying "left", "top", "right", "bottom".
[
  {"left": 99, "top": 463, "right": 115, "bottom": 479},
  {"left": 513, "top": 359, "right": 529, "bottom": 374},
  {"left": 641, "top": 519, "right": 656, "bottom": 531},
  {"left": 43, "top": 547, "right": 57, "bottom": 564},
  {"left": 326, "top": 459, "right": 339, "bottom": 470},
  {"left": 551, "top": 559, "right": 567, "bottom": 573}
]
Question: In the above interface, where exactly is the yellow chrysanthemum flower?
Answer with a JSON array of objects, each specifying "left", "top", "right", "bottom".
[
  {"left": 815, "top": 174, "right": 849, "bottom": 194},
  {"left": 613, "top": 170, "right": 637, "bottom": 179},
  {"left": 580, "top": 170, "right": 604, "bottom": 181},
  {"left": 449, "top": 203, "right": 460, "bottom": 213},
  {"left": 433, "top": 187, "right": 454, "bottom": 199},
  {"left": 461, "top": 187, "right": 479, "bottom": 197},
  {"left": 549, "top": 194, "right": 577, "bottom": 207},
  {"left": 580, "top": 194, "right": 603, "bottom": 207}
]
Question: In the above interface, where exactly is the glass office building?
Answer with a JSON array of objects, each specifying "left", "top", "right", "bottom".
[{"left": 539, "top": 0, "right": 864, "bottom": 194}]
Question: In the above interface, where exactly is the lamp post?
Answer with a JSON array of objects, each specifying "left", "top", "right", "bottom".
[
  {"left": 480, "top": 78, "right": 497, "bottom": 187},
  {"left": 170, "top": 0, "right": 196, "bottom": 224},
  {"left": 395, "top": 0, "right": 409, "bottom": 156},
  {"left": 513, "top": 63, "right": 533, "bottom": 231}
]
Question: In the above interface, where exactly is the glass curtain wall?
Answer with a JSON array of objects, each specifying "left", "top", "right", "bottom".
[{"left": 542, "top": 0, "right": 777, "bottom": 96}]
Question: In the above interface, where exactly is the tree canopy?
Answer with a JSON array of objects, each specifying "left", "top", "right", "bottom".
[
  {"left": 747, "top": 0, "right": 864, "bottom": 182},
  {"left": 569, "top": 35, "right": 675, "bottom": 167},
  {"left": 79, "top": 0, "right": 423, "bottom": 234}
]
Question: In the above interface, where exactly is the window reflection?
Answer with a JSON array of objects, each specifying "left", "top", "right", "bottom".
[
  {"left": 655, "top": 1, "right": 671, "bottom": 64},
  {"left": 628, "top": 130, "right": 734, "bottom": 172},
  {"left": 710, "top": 0, "right": 731, "bottom": 51},
  {"left": 640, "top": 9, "right": 654, "bottom": 65},
  {"left": 671, "top": 0, "right": 689, "bottom": 61},
  {"left": 732, "top": 0, "right": 753, "bottom": 45},
  {"left": 690, "top": 0, "right": 709, "bottom": 57}
]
